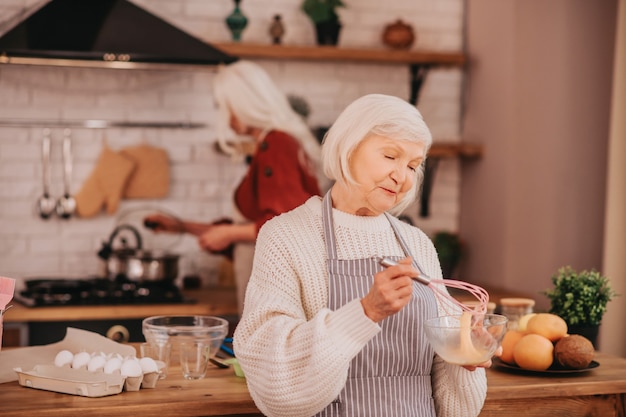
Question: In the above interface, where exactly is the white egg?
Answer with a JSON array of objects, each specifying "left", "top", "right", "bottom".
[
  {"left": 54, "top": 350, "right": 74, "bottom": 367},
  {"left": 104, "top": 357, "right": 123, "bottom": 374},
  {"left": 139, "top": 357, "right": 158, "bottom": 373},
  {"left": 71, "top": 351, "right": 91, "bottom": 369},
  {"left": 87, "top": 355, "right": 107, "bottom": 372},
  {"left": 120, "top": 358, "right": 143, "bottom": 377}
]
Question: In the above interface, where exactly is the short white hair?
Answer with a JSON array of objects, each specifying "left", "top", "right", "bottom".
[
  {"left": 213, "top": 60, "right": 322, "bottom": 183},
  {"left": 321, "top": 94, "right": 433, "bottom": 215}
]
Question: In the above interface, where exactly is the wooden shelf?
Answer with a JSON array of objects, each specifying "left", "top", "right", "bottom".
[
  {"left": 429, "top": 142, "right": 483, "bottom": 159},
  {"left": 218, "top": 141, "right": 482, "bottom": 160},
  {"left": 213, "top": 43, "right": 466, "bottom": 66}
]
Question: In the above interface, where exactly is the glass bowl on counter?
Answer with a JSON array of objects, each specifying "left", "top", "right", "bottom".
[
  {"left": 142, "top": 315, "right": 228, "bottom": 358},
  {"left": 424, "top": 313, "right": 508, "bottom": 366}
]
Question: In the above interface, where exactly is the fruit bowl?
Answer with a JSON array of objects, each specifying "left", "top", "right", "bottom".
[
  {"left": 424, "top": 313, "right": 508, "bottom": 366},
  {"left": 142, "top": 315, "right": 228, "bottom": 358}
]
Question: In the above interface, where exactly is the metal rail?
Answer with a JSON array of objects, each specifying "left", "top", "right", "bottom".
[{"left": 0, "top": 119, "right": 207, "bottom": 129}]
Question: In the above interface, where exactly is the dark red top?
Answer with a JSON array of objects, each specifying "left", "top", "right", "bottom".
[{"left": 234, "top": 130, "right": 321, "bottom": 233}]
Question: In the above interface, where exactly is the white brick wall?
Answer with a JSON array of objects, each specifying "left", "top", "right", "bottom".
[{"left": 0, "top": 0, "right": 464, "bottom": 283}]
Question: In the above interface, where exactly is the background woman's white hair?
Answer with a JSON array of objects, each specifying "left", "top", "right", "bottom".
[
  {"left": 213, "top": 60, "right": 323, "bottom": 185},
  {"left": 321, "top": 94, "right": 433, "bottom": 215}
]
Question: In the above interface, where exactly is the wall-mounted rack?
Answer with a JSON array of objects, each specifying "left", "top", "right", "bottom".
[{"left": 0, "top": 119, "right": 207, "bottom": 129}]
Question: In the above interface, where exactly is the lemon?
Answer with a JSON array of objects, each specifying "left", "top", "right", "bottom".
[{"left": 517, "top": 313, "right": 536, "bottom": 332}]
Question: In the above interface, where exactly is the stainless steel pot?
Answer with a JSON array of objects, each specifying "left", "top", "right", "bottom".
[
  {"left": 98, "top": 224, "right": 180, "bottom": 283},
  {"left": 108, "top": 249, "right": 179, "bottom": 282}
]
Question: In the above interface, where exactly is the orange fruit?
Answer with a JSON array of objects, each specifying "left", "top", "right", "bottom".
[
  {"left": 500, "top": 330, "right": 525, "bottom": 364},
  {"left": 513, "top": 334, "right": 554, "bottom": 371},
  {"left": 526, "top": 313, "right": 568, "bottom": 342}
]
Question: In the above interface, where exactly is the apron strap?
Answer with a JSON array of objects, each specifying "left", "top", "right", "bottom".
[
  {"left": 322, "top": 190, "right": 338, "bottom": 260},
  {"left": 384, "top": 212, "right": 427, "bottom": 275}
]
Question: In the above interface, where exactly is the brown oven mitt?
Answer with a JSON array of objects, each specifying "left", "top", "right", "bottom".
[
  {"left": 75, "top": 146, "right": 136, "bottom": 217},
  {"left": 120, "top": 144, "right": 170, "bottom": 199}
]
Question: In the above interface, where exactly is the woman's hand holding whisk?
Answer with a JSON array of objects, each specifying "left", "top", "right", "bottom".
[{"left": 361, "top": 257, "right": 415, "bottom": 323}]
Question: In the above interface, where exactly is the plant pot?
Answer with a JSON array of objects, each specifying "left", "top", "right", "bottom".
[
  {"left": 567, "top": 324, "right": 600, "bottom": 349},
  {"left": 315, "top": 21, "right": 342, "bottom": 45}
]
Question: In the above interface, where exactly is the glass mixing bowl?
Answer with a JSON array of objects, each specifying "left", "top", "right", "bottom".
[
  {"left": 142, "top": 315, "right": 229, "bottom": 357},
  {"left": 424, "top": 313, "right": 508, "bottom": 366}
]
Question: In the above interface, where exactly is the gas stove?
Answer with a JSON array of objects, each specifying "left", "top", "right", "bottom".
[{"left": 16, "top": 275, "right": 187, "bottom": 307}]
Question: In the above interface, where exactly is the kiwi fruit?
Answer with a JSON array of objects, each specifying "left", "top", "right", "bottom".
[{"left": 554, "top": 335, "right": 595, "bottom": 369}]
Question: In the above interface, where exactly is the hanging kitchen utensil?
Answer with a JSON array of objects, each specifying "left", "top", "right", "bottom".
[
  {"left": 56, "top": 128, "right": 76, "bottom": 219},
  {"left": 379, "top": 257, "right": 489, "bottom": 315},
  {"left": 36, "top": 128, "right": 56, "bottom": 219}
]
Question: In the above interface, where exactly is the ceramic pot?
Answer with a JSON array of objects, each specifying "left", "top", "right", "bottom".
[
  {"left": 315, "top": 21, "right": 341, "bottom": 45},
  {"left": 568, "top": 324, "right": 600, "bottom": 349},
  {"left": 382, "top": 19, "right": 415, "bottom": 49}
]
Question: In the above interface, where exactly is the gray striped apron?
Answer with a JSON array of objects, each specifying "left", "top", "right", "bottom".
[{"left": 315, "top": 192, "right": 438, "bottom": 417}]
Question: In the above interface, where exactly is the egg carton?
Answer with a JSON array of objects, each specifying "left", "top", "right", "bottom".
[
  {"left": 15, "top": 364, "right": 125, "bottom": 397},
  {"left": 13, "top": 328, "right": 162, "bottom": 397},
  {"left": 15, "top": 353, "right": 162, "bottom": 397}
]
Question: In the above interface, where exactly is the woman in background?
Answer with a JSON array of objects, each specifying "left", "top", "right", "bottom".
[
  {"left": 145, "top": 60, "right": 323, "bottom": 314},
  {"left": 234, "top": 94, "right": 490, "bottom": 417}
]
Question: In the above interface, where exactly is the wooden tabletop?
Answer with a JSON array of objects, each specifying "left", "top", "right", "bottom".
[
  {"left": 0, "top": 362, "right": 260, "bottom": 417},
  {"left": 1, "top": 350, "right": 625, "bottom": 417},
  {"left": 486, "top": 352, "right": 626, "bottom": 399},
  {"left": 3, "top": 284, "right": 531, "bottom": 323}
]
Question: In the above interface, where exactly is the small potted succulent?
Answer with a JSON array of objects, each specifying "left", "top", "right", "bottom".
[
  {"left": 543, "top": 266, "right": 617, "bottom": 347},
  {"left": 301, "top": 0, "right": 346, "bottom": 45}
]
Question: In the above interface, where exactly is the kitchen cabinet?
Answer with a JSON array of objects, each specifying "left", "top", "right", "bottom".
[{"left": 0, "top": 350, "right": 624, "bottom": 416}]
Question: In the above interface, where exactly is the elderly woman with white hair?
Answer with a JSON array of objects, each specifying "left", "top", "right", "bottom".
[
  {"left": 145, "top": 60, "right": 322, "bottom": 314},
  {"left": 234, "top": 94, "right": 490, "bottom": 417}
]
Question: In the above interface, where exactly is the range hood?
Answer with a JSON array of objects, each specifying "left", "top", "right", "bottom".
[{"left": 0, "top": 0, "right": 237, "bottom": 70}]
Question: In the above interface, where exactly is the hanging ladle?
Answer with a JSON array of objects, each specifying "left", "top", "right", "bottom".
[
  {"left": 56, "top": 128, "right": 76, "bottom": 219},
  {"left": 37, "top": 128, "right": 56, "bottom": 219}
]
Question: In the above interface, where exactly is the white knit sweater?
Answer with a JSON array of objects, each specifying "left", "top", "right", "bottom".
[{"left": 234, "top": 196, "right": 487, "bottom": 417}]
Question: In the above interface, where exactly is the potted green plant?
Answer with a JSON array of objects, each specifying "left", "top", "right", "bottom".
[
  {"left": 543, "top": 266, "right": 617, "bottom": 348},
  {"left": 432, "top": 231, "right": 463, "bottom": 279},
  {"left": 301, "top": 0, "right": 346, "bottom": 45}
]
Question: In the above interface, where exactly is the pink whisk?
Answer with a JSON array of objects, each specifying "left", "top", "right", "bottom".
[{"left": 379, "top": 258, "right": 489, "bottom": 315}]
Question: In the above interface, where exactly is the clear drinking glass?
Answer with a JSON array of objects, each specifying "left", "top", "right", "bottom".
[
  {"left": 179, "top": 341, "right": 211, "bottom": 380},
  {"left": 140, "top": 342, "right": 172, "bottom": 379}
]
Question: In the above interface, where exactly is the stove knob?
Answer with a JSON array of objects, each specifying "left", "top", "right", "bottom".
[{"left": 106, "top": 325, "right": 130, "bottom": 343}]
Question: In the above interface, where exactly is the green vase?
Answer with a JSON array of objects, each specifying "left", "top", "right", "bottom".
[{"left": 226, "top": 0, "right": 248, "bottom": 42}]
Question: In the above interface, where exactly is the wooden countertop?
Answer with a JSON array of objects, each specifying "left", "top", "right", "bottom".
[
  {"left": 0, "top": 350, "right": 259, "bottom": 417},
  {"left": 481, "top": 353, "right": 626, "bottom": 416},
  {"left": 3, "top": 284, "right": 530, "bottom": 323},
  {"left": 485, "top": 354, "right": 626, "bottom": 400},
  {"left": 3, "top": 287, "right": 239, "bottom": 323},
  {"left": 0, "top": 350, "right": 624, "bottom": 417}
]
